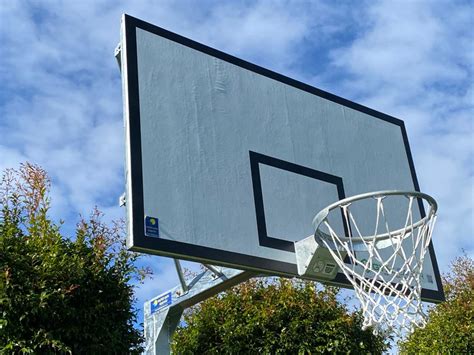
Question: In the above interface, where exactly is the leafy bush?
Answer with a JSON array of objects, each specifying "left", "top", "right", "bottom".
[
  {"left": 172, "top": 278, "right": 390, "bottom": 354},
  {"left": 0, "top": 164, "right": 149, "bottom": 354},
  {"left": 399, "top": 255, "right": 474, "bottom": 353}
]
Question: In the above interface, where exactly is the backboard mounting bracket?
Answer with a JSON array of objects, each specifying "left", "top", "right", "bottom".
[
  {"left": 114, "top": 43, "right": 121, "bottom": 68},
  {"left": 119, "top": 192, "right": 126, "bottom": 207},
  {"left": 294, "top": 235, "right": 343, "bottom": 280}
]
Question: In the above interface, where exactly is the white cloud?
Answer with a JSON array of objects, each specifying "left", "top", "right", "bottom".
[{"left": 330, "top": 1, "right": 471, "bottom": 97}]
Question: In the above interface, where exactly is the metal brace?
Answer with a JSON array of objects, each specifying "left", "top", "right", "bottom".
[
  {"left": 173, "top": 259, "right": 189, "bottom": 294},
  {"left": 114, "top": 43, "right": 121, "bottom": 69},
  {"left": 202, "top": 264, "right": 225, "bottom": 278},
  {"left": 119, "top": 193, "right": 126, "bottom": 207}
]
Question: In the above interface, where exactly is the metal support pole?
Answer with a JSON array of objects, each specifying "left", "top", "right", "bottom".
[
  {"left": 173, "top": 259, "right": 189, "bottom": 294},
  {"left": 202, "top": 263, "right": 224, "bottom": 278}
]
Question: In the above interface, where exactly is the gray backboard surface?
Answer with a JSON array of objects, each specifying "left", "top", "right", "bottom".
[{"left": 120, "top": 14, "right": 443, "bottom": 302}]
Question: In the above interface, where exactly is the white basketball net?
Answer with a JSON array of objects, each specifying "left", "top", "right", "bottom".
[{"left": 313, "top": 191, "right": 437, "bottom": 336}]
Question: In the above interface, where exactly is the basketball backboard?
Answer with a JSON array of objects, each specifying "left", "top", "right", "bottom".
[{"left": 119, "top": 14, "right": 444, "bottom": 302}]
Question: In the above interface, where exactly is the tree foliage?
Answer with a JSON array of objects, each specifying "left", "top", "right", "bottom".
[
  {"left": 0, "top": 163, "right": 149, "bottom": 354},
  {"left": 172, "top": 278, "right": 390, "bottom": 354},
  {"left": 399, "top": 254, "right": 474, "bottom": 353}
]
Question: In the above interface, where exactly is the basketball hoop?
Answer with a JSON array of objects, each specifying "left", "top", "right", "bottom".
[{"left": 312, "top": 190, "right": 437, "bottom": 336}]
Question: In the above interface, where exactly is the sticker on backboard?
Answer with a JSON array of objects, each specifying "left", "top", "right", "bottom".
[
  {"left": 145, "top": 216, "right": 159, "bottom": 238},
  {"left": 150, "top": 291, "right": 172, "bottom": 314}
]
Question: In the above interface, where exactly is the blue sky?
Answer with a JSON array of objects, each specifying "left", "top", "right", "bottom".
[{"left": 1, "top": 0, "right": 472, "bottom": 329}]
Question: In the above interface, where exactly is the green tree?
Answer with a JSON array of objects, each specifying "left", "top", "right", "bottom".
[
  {"left": 399, "top": 254, "right": 474, "bottom": 353},
  {"left": 0, "top": 164, "right": 149, "bottom": 354},
  {"left": 172, "top": 278, "right": 390, "bottom": 354}
]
